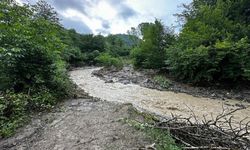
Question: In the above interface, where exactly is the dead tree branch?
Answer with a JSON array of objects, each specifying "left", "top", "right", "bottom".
[{"left": 153, "top": 106, "right": 250, "bottom": 149}]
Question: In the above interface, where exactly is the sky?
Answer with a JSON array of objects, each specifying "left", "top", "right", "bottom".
[{"left": 18, "top": 0, "right": 192, "bottom": 35}]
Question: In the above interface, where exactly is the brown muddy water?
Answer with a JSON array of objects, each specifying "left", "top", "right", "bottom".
[{"left": 69, "top": 67, "right": 250, "bottom": 124}]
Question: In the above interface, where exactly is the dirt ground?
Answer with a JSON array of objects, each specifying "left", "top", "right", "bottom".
[{"left": 0, "top": 98, "right": 153, "bottom": 150}]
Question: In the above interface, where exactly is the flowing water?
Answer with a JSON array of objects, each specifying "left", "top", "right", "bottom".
[{"left": 70, "top": 67, "right": 250, "bottom": 124}]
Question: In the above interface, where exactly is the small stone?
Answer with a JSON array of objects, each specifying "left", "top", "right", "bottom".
[
  {"left": 76, "top": 139, "right": 80, "bottom": 143},
  {"left": 112, "top": 136, "right": 119, "bottom": 141},
  {"left": 71, "top": 102, "right": 79, "bottom": 106},
  {"left": 122, "top": 80, "right": 130, "bottom": 84},
  {"left": 105, "top": 79, "right": 114, "bottom": 83},
  {"left": 235, "top": 103, "right": 246, "bottom": 109}
]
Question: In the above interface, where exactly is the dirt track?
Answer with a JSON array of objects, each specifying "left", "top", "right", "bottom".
[{"left": 0, "top": 99, "right": 152, "bottom": 150}]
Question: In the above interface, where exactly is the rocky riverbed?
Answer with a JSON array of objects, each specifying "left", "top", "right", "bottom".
[
  {"left": 71, "top": 67, "right": 250, "bottom": 125},
  {"left": 93, "top": 66, "right": 250, "bottom": 102}
]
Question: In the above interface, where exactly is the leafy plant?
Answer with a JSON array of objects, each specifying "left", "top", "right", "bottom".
[
  {"left": 0, "top": 0, "right": 74, "bottom": 137},
  {"left": 153, "top": 75, "right": 172, "bottom": 89},
  {"left": 122, "top": 107, "right": 181, "bottom": 150},
  {"left": 131, "top": 20, "right": 172, "bottom": 69},
  {"left": 0, "top": 92, "right": 29, "bottom": 137},
  {"left": 95, "top": 53, "right": 123, "bottom": 68},
  {"left": 165, "top": 0, "right": 250, "bottom": 84}
]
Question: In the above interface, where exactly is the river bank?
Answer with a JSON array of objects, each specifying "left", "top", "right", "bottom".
[
  {"left": 1, "top": 67, "right": 249, "bottom": 149},
  {"left": 71, "top": 67, "right": 250, "bottom": 125},
  {"left": 93, "top": 66, "right": 250, "bottom": 102},
  {"left": 0, "top": 89, "right": 157, "bottom": 150}
]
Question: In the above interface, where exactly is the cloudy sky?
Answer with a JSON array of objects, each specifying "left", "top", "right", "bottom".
[{"left": 18, "top": 0, "right": 192, "bottom": 34}]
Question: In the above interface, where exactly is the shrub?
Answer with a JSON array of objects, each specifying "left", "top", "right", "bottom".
[
  {"left": 0, "top": 46, "right": 56, "bottom": 91},
  {"left": 146, "top": 128, "right": 181, "bottom": 150},
  {"left": 165, "top": 0, "right": 250, "bottom": 84},
  {"left": 61, "top": 47, "right": 86, "bottom": 67},
  {"left": 29, "top": 88, "right": 56, "bottom": 110},
  {"left": 153, "top": 75, "right": 172, "bottom": 89},
  {"left": 166, "top": 38, "right": 250, "bottom": 83},
  {"left": 0, "top": 1, "right": 75, "bottom": 137},
  {"left": 95, "top": 53, "right": 123, "bottom": 68},
  {"left": 130, "top": 47, "right": 147, "bottom": 68},
  {"left": 130, "top": 20, "right": 174, "bottom": 69},
  {"left": 0, "top": 92, "right": 29, "bottom": 137},
  {"left": 84, "top": 50, "right": 100, "bottom": 65}
]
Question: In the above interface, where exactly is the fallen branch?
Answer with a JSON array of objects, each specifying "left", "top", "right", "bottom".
[{"left": 153, "top": 106, "right": 250, "bottom": 149}]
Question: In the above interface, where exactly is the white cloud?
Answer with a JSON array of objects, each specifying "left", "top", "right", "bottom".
[
  {"left": 104, "top": 0, "right": 193, "bottom": 34},
  {"left": 60, "top": 8, "right": 103, "bottom": 34},
  {"left": 88, "top": 1, "right": 117, "bottom": 20},
  {"left": 18, "top": 0, "right": 192, "bottom": 34}
]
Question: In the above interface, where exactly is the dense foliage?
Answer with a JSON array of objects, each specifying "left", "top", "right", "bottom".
[
  {"left": 131, "top": 20, "right": 175, "bottom": 69},
  {"left": 59, "top": 30, "right": 138, "bottom": 67},
  {"left": 131, "top": 0, "right": 250, "bottom": 85},
  {"left": 95, "top": 53, "right": 123, "bottom": 68},
  {"left": 0, "top": 0, "right": 76, "bottom": 136},
  {"left": 166, "top": 0, "right": 250, "bottom": 83},
  {"left": 60, "top": 30, "right": 106, "bottom": 67}
]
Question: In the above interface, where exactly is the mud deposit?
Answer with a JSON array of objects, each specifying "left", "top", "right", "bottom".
[
  {"left": 70, "top": 67, "right": 250, "bottom": 125},
  {"left": 0, "top": 99, "right": 152, "bottom": 150},
  {"left": 93, "top": 66, "right": 250, "bottom": 102}
]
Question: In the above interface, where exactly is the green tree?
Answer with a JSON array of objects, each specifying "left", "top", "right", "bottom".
[
  {"left": 105, "top": 34, "right": 131, "bottom": 57},
  {"left": 167, "top": 0, "right": 250, "bottom": 83},
  {"left": 131, "top": 20, "right": 175, "bottom": 69},
  {"left": 0, "top": 0, "right": 73, "bottom": 136},
  {"left": 31, "top": 0, "right": 60, "bottom": 25}
]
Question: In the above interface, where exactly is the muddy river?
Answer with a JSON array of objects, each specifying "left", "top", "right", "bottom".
[{"left": 70, "top": 67, "right": 250, "bottom": 124}]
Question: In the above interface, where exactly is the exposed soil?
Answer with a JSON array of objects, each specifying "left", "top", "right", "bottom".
[
  {"left": 93, "top": 65, "right": 250, "bottom": 102},
  {"left": 0, "top": 93, "right": 154, "bottom": 150}
]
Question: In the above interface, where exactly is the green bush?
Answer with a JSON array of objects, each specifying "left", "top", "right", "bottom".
[
  {"left": 50, "top": 59, "right": 75, "bottom": 98},
  {"left": 29, "top": 88, "right": 56, "bottom": 110},
  {"left": 146, "top": 128, "right": 181, "bottom": 150},
  {"left": 0, "top": 89, "right": 61, "bottom": 137},
  {"left": 84, "top": 50, "right": 100, "bottom": 65},
  {"left": 153, "top": 75, "right": 172, "bottom": 89},
  {"left": 0, "top": 0, "right": 74, "bottom": 94},
  {"left": 167, "top": 37, "right": 250, "bottom": 84},
  {"left": 0, "top": 1, "right": 75, "bottom": 137},
  {"left": 61, "top": 47, "right": 86, "bottom": 67},
  {"left": 130, "top": 20, "right": 175, "bottom": 69},
  {"left": 0, "top": 46, "right": 56, "bottom": 91},
  {"left": 95, "top": 53, "right": 123, "bottom": 68},
  {"left": 165, "top": 0, "right": 250, "bottom": 84},
  {"left": 130, "top": 47, "right": 147, "bottom": 68},
  {"left": 0, "top": 92, "right": 29, "bottom": 137}
]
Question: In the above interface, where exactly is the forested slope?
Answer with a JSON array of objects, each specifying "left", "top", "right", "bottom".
[{"left": 131, "top": 0, "right": 250, "bottom": 85}]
